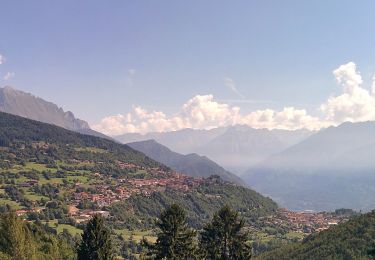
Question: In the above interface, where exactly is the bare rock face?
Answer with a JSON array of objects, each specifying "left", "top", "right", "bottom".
[
  {"left": 0, "top": 86, "right": 90, "bottom": 131},
  {"left": 0, "top": 86, "right": 107, "bottom": 138}
]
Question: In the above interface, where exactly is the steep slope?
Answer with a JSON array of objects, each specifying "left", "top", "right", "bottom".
[
  {"left": 127, "top": 139, "right": 244, "bottom": 184},
  {"left": 115, "top": 125, "right": 312, "bottom": 173},
  {"left": 0, "top": 111, "right": 163, "bottom": 169},
  {"left": 0, "top": 86, "right": 108, "bottom": 138},
  {"left": 111, "top": 180, "right": 278, "bottom": 229},
  {"left": 0, "top": 111, "right": 278, "bottom": 230},
  {"left": 259, "top": 211, "right": 375, "bottom": 260},
  {"left": 244, "top": 121, "right": 375, "bottom": 211}
]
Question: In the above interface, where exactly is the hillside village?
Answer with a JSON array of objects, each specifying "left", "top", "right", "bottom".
[
  {"left": 8, "top": 158, "right": 350, "bottom": 237},
  {"left": 3, "top": 156, "right": 212, "bottom": 224}
]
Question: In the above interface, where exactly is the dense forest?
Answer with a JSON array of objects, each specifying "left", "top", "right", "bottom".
[{"left": 110, "top": 180, "right": 277, "bottom": 229}]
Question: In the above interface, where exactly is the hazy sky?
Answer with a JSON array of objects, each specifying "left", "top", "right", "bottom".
[{"left": 2, "top": 1, "right": 375, "bottom": 134}]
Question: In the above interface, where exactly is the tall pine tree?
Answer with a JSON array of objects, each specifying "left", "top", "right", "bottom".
[
  {"left": 0, "top": 212, "right": 36, "bottom": 260},
  {"left": 200, "top": 205, "right": 251, "bottom": 260},
  {"left": 78, "top": 214, "right": 113, "bottom": 260},
  {"left": 144, "top": 204, "right": 197, "bottom": 259}
]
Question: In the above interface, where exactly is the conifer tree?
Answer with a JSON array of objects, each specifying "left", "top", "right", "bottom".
[
  {"left": 144, "top": 204, "right": 197, "bottom": 259},
  {"left": 0, "top": 212, "right": 36, "bottom": 260},
  {"left": 78, "top": 214, "right": 114, "bottom": 260},
  {"left": 200, "top": 205, "right": 251, "bottom": 260}
]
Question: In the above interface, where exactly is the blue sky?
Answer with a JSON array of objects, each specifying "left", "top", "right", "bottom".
[{"left": 2, "top": 1, "right": 375, "bottom": 134}]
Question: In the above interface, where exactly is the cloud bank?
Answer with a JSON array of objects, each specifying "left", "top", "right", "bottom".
[{"left": 93, "top": 62, "right": 375, "bottom": 135}]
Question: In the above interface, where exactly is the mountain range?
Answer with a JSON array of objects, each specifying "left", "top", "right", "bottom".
[
  {"left": 244, "top": 121, "right": 375, "bottom": 211},
  {"left": 0, "top": 110, "right": 277, "bottom": 229},
  {"left": 127, "top": 139, "right": 244, "bottom": 184},
  {"left": 4, "top": 86, "right": 375, "bottom": 212},
  {"left": 0, "top": 86, "right": 248, "bottom": 182},
  {"left": 0, "top": 86, "right": 107, "bottom": 138},
  {"left": 116, "top": 125, "right": 312, "bottom": 173}
]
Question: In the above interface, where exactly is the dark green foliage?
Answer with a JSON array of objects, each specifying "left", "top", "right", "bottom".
[
  {"left": 0, "top": 211, "right": 36, "bottom": 260},
  {"left": 110, "top": 182, "right": 277, "bottom": 229},
  {"left": 0, "top": 212, "right": 76, "bottom": 260},
  {"left": 0, "top": 111, "right": 165, "bottom": 171},
  {"left": 259, "top": 210, "right": 375, "bottom": 260},
  {"left": 200, "top": 205, "right": 251, "bottom": 260},
  {"left": 144, "top": 204, "right": 197, "bottom": 259},
  {"left": 78, "top": 215, "right": 114, "bottom": 260}
]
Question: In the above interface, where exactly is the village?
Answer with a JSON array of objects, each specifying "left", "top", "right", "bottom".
[
  {"left": 277, "top": 208, "right": 350, "bottom": 234},
  {"left": 11, "top": 160, "right": 353, "bottom": 236},
  {"left": 56, "top": 164, "right": 205, "bottom": 222}
]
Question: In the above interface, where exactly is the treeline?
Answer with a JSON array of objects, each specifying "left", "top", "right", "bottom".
[{"left": 0, "top": 205, "right": 251, "bottom": 260}]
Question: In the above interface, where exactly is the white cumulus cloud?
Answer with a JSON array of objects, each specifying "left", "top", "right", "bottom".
[
  {"left": 321, "top": 62, "right": 375, "bottom": 125},
  {"left": 92, "top": 61, "right": 375, "bottom": 136},
  {"left": 92, "top": 94, "right": 321, "bottom": 135},
  {"left": 0, "top": 54, "right": 4, "bottom": 65}
]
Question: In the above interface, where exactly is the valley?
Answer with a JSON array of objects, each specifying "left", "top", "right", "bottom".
[{"left": 0, "top": 110, "right": 359, "bottom": 258}]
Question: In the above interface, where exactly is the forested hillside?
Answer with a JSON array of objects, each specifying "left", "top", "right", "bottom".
[
  {"left": 0, "top": 111, "right": 163, "bottom": 170},
  {"left": 0, "top": 111, "right": 279, "bottom": 242},
  {"left": 259, "top": 210, "right": 375, "bottom": 260},
  {"left": 110, "top": 178, "right": 277, "bottom": 229}
]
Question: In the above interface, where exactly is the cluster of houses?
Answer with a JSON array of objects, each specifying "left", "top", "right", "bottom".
[
  {"left": 66, "top": 170, "right": 205, "bottom": 222},
  {"left": 126, "top": 173, "right": 203, "bottom": 192},
  {"left": 278, "top": 208, "right": 346, "bottom": 233},
  {"left": 67, "top": 205, "right": 110, "bottom": 223}
]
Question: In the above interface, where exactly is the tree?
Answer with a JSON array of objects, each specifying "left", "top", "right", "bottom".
[
  {"left": 144, "top": 204, "right": 197, "bottom": 259},
  {"left": 200, "top": 205, "right": 251, "bottom": 260},
  {"left": 78, "top": 214, "right": 113, "bottom": 260},
  {"left": 0, "top": 212, "right": 36, "bottom": 260}
]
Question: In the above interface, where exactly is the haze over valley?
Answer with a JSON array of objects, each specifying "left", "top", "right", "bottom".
[{"left": 2, "top": 1, "right": 375, "bottom": 259}]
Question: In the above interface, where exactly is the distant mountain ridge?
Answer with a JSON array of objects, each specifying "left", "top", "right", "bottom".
[
  {"left": 0, "top": 86, "right": 108, "bottom": 138},
  {"left": 116, "top": 125, "right": 312, "bottom": 173},
  {"left": 244, "top": 121, "right": 375, "bottom": 211},
  {"left": 127, "top": 139, "right": 244, "bottom": 184}
]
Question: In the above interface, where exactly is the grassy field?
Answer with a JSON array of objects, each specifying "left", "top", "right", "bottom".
[
  {"left": 0, "top": 162, "right": 57, "bottom": 174},
  {"left": 66, "top": 175, "right": 89, "bottom": 183},
  {"left": 0, "top": 198, "right": 22, "bottom": 209},
  {"left": 286, "top": 231, "right": 305, "bottom": 240},
  {"left": 23, "top": 192, "right": 49, "bottom": 201},
  {"left": 43, "top": 220, "right": 83, "bottom": 236},
  {"left": 74, "top": 147, "right": 108, "bottom": 153},
  {"left": 115, "top": 229, "right": 157, "bottom": 243}
]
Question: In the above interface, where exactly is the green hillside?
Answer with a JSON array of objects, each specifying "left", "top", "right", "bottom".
[
  {"left": 0, "top": 111, "right": 277, "bottom": 233},
  {"left": 0, "top": 111, "right": 164, "bottom": 170},
  {"left": 110, "top": 177, "right": 277, "bottom": 229},
  {"left": 259, "top": 211, "right": 375, "bottom": 260}
]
